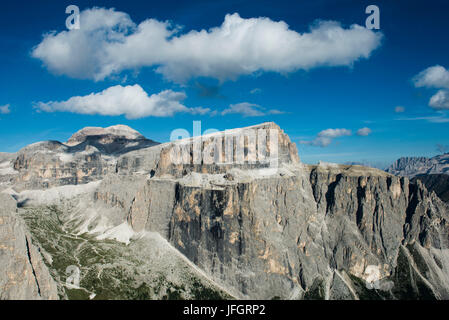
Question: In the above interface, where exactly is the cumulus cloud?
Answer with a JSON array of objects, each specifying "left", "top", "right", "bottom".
[
  {"left": 413, "top": 65, "right": 449, "bottom": 89},
  {"left": 356, "top": 127, "right": 372, "bottom": 136},
  {"left": 395, "top": 106, "right": 405, "bottom": 113},
  {"left": 32, "top": 8, "right": 383, "bottom": 83},
  {"left": 221, "top": 102, "right": 284, "bottom": 117},
  {"left": 299, "top": 128, "right": 351, "bottom": 147},
  {"left": 34, "top": 84, "right": 208, "bottom": 119},
  {"left": 429, "top": 90, "right": 449, "bottom": 110},
  {"left": 413, "top": 65, "right": 449, "bottom": 110},
  {"left": 0, "top": 104, "right": 11, "bottom": 114}
]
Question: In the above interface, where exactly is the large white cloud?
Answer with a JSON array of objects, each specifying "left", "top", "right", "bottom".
[
  {"left": 300, "top": 128, "right": 352, "bottom": 147},
  {"left": 34, "top": 84, "right": 209, "bottom": 119},
  {"left": 32, "top": 8, "right": 383, "bottom": 83}
]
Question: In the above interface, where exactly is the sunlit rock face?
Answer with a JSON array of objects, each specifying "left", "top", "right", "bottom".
[
  {"left": 2, "top": 123, "right": 449, "bottom": 300},
  {"left": 153, "top": 122, "right": 300, "bottom": 178}
]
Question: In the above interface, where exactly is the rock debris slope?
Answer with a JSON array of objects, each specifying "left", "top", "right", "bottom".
[{"left": 1, "top": 123, "right": 449, "bottom": 300}]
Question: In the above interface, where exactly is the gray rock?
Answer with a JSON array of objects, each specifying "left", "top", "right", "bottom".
[
  {"left": 412, "top": 174, "right": 449, "bottom": 203},
  {"left": 386, "top": 153, "right": 449, "bottom": 178},
  {"left": 0, "top": 193, "right": 58, "bottom": 299}
]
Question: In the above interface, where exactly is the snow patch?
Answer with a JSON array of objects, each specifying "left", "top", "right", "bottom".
[
  {"left": 11, "top": 181, "right": 101, "bottom": 206},
  {"left": 58, "top": 153, "right": 74, "bottom": 162},
  {"left": 0, "top": 161, "right": 17, "bottom": 175},
  {"left": 96, "top": 222, "right": 140, "bottom": 245}
]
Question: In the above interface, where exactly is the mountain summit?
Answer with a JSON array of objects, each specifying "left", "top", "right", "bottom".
[{"left": 66, "top": 124, "right": 146, "bottom": 146}]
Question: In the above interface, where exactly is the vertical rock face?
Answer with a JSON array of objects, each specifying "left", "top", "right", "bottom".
[
  {"left": 154, "top": 122, "right": 300, "bottom": 178},
  {"left": 126, "top": 162, "right": 449, "bottom": 299},
  {"left": 0, "top": 194, "right": 58, "bottom": 299},
  {"left": 309, "top": 165, "right": 409, "bottom": 277},
  {"left": 411, "top": 174, "right": 449, "bottom": 203}
]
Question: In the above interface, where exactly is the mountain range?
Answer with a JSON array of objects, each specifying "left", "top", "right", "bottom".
[
  {"left": 386, "top": 153, "right": 449, "bottom": 178},
  {"left": 1, "top": 123, "right": 449, "bottom": 300}
]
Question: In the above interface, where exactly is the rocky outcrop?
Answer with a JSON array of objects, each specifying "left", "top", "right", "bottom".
[
  {"left": 153, "top": 122, "right": 299, "bottom": 178},
  {"left": 386, "top": 153, "right": 449, "bottom": 178},
  {"left": 412, "top": 174, "right": 449, "bottom": 203},
  {"left": 0, "top": 193, "right": 58, "bottom": 299}
]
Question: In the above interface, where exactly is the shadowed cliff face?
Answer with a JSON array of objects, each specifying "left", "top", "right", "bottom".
[
  {"left": 123, "top": 161, "right": 449, "bottom": 299},
  {"left": 412, "top": 174, "right": 449, "bottom": 203},
  {"left": 2, "top": 123, "right": 449, "bottom": 300}
]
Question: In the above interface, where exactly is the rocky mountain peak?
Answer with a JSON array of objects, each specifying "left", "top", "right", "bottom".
[{"left": 66, "top": 125, "right": 145, "bottom": 146}]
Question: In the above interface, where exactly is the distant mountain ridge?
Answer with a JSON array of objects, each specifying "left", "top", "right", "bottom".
[{"left": 386, "top": 153, "right": 449, "bottom": 178}]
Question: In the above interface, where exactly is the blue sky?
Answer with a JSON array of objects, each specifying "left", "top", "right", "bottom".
[{"left": 1, "top": 0, "right": 449, "bottom": 168}]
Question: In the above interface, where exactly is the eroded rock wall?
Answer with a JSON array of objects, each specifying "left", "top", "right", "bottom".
[{"left": 0, "top": 193, "right": 58, "bottom": 299}]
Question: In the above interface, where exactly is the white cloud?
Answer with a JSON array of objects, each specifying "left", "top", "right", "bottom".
[
  {"left": 0, "top": 104, "right": 10, "bottom": 114},
  {"left": 34, "top": 84, "right": 207, "bottom": 119},
  {"left": 250, "top": 88, "right": 262, "bottom": 94},
  {"left": 356, "top": 127, "right": 372, "bottom": 136},
  {"left": 32, "top": 8, "right": 383, "bottom": 83},
  {"left": 221, "top": 102, "right": 283, "bottom": 117},
  {"left": 413, "top": 66, "right": 449, "bottom": 110},
  {"left": 413, "top": 65, "right": 449, "bottom": 89},
  {"left": 429, "top": 90, "right": 449, "bottom": 110},
  {"left": 300, "top": 128, "right": 351, "bottom": 147},
  {"left": 395, "top": 106, "right": 405, "bottom": 113},
  {"left": 395, "top": 113, "right": 449, "bottom": 123}
]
